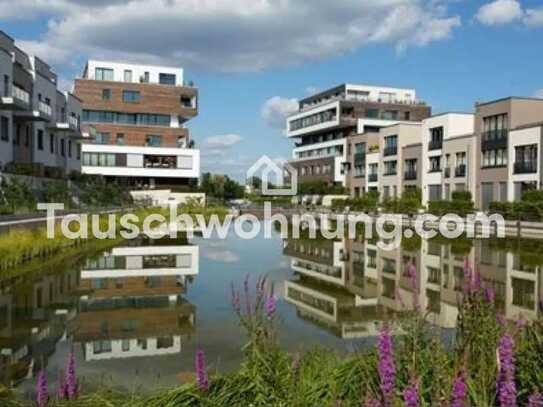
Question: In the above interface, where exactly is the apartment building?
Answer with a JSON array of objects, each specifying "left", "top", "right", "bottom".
[
  {"left": 74, "top": 60, "right": 200, "bottom": 192},
  {"left": 286, "top": 84, "right": 431, "bottom": 189},
  {"left": 475, "top": 97, "right": 543, "bottom": 209},
  {"left": 0, "top": 30, "right": 83, "bottom": 176},
  {"left": 421, "top": 113, "right": 475, "bottom": 206},
  {"left": 379, "top": 122, "right": 423, "bottom": 200}
]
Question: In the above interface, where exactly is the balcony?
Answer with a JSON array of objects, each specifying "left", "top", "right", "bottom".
[
  {"left": 354, "top": 152, "right": 366, "bottom": 166},
  {"left": 404, "top": 171, "right": 417, "bottom": 181},
  {"left": 428, "top": 139, "right": 443, "bottom": 151},
  {"left": 368, "top": 173, "right": 378, "bottom": 182},
  {"left": 455, "top": 165, "right": 466, "bottom": 177},
  {"left": 443, "top": 167, "right": 450, "bottom": 178},
  {"left": 514, "top": 161, "right": 538, "bottom": 174},
  {"left": 38, "top": 101, "right": 52, "bottom": 117},
  {"left": 0, "top": 85, "right": 31, "bottom": 110},
  {"left": 383, "top": 146, "right": 397, "bottom": 157},
  {"left": 482, "top": 129, "right": 508, "bottom": 150}
]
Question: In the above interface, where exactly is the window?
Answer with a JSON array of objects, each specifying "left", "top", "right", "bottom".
[
  {"left": 144, "top": 155, "right": 176, "bottom": 168},
  {"left": 429, "top": 127, "right": 443, "bottom": 150},
  {"left": 95, "top": 132, "right": 111, "bottom": 144},
  {"left": 122, "top": 339, "right": 130, "bottom": 352},
  {"left": 514, "top": 144, "right": 537, "bottom": 173},
  {"left": 289, "top": 107, "right": 337, "bottom": 131},
  {"left": 122, "top": 90, "right": 140, "bottom": 103},
  {"left": 60, "top": 138, "right": 65, "bottom": 157},
  {"left": 102, "top": 89, "right": 111, "bottom": 100},
  {"left": 37, "top": 129, "right": 44, "bottom": 150},
  {"left": 159, "top": 73, "right": 176, "bottom": 85},
  {"left": 1, "top": 116, "right": 8, "bottom": 142},
  {"left": 384, "top": 135, "right": 398, "bottom": 156},
  {"left": 382, "top": 110, "right": 399, "bottom": 120},
  {"left": 180, "top": 96, "right": 194, "bottom": 108},
  {"left": 82, "top": 110, "right": 170, "bottom": 127},
  {"left": 68, "top": 140, "right": 72, "bottom": 158},
  {"left": 383, "top": 160, "right": 397, "bottom": 176},
  {"left": 145, "top": 135, "right": 162, "bottom": 147},
  {"left": 428, "top": 185, "right": 442, "bottom": 201},
  {"left": 93, "top": 340, "right": 112, "bottom": 354},
  {"left": 83, "top": 153, "right": 116, "bottom": 167},
  {"left": 2, "top": 74, "right": 8, "bottom": 97},
  {"left": 123, "top": 69, "right": 133, "bottom": 82},
  {"left": 116, "top": 133, "right": 125, "bottom": 145},
  {"left": 141, "top": 71, "right": 150, "bottom": 83},
  {"left": 77, "top": 144, "right": 81, "bottom": 160},
  {"left": 482, "top": 148, "right": 507, "bottom": 168},
  {"left": 95, "top": 67, "right": 114, "bottom": 81},
  {"left": 429, "top": 156, "right": 441, "bottom": 172},
  {"left": 49, "top": 134, "right": 55, "bottom": 153}
]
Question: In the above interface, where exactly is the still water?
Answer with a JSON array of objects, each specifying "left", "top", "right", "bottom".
[{"left": 0, "top": 224, "right": 541, "bottom": 392}]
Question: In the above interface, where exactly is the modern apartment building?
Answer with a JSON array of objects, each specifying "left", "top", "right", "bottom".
[
  {"left": 421, "top": 113, "right": 476, "bottom": 206},
  {"left": 475, "top": 97, "right": 543, "bottom": 209},
  {"left": 0, "top": 30, "right": 83, "bottom": 177},
  {"left": 74, "top": 60, "right": 200, "bottom": 191},
  {"left": 378, "top": 122, "right": 423, "bottom": 200},
  {"left": 286, "top": 84, "right": 431, "bottom": 189}
]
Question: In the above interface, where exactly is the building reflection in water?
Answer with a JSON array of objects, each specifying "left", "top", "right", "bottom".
[
  {"left": 0, "top": 236, "right": 198, "bottom": 385},
  {"left": 283, "top": 236, "right": 543, "bottom": 338}
]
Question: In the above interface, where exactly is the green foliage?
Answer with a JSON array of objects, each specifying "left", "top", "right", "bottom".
[
  {"left": 331, "top": 191, "right": 379, "bottom": 213},
  {"left": 43, "top": 182, "right": 72, "bottom": 207},
  {"left": 521, "top": 189, "right": 543, "bottom": 202},
  {"left": 381, "top": 188, "right": 422, "bottom": 215},
  {"left": 489, "top": 201, "right": 543, "bottom": 221},
  {"left": 78, "top": 176, "right": 132, "bottom": 208},
  {"left": 200, "top": 173, "right": 244, "bottom": 201},
  {"left": 428, "top": 197, "right": 475, "bottom": 217},
  {"left": 0, "top": 177, "right": 37, "bottom": 214},
  {"left": 298, "top": 181, "right": 346, "bottom": 195}
]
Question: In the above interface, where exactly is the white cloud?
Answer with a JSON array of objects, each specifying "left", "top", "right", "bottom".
[
  {"left": 534, "top": 89, "right": 543, "bottom": 99},
  {"left": 524, "top": 7, "right": 543, "bottom": 27},
  {"left": 204, "top": 134, "right": 243, "bottom": 149},
  {"left": 475, "top": 0, "right": 523, "bottom": 26},
  {"left": 261, "top": 96, "right": 299, "bottom": 129},
  {"left": 2, "top": 0, "right": 462, "bottom": 73}
]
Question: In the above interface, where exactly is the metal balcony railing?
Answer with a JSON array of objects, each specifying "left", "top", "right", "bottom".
[
  {"left": 68, "top": 115, "right": 79, "bottom": 128},
  {"left": 455, "top": 165, "right": 466, "bottom": 177},
  {"left": 383, "top": 146, "right": 397, "bottom": 156},
  {"left": 482, "top": 129, "right": 508, "bottom": 150},
  {"left": 368, "top": 173, "right": 378, "bottom": 182},
  {"left": 428, "top": 139, "right": 443, "bottom": 151},
  {"left": 404, "top": 171, "right": 417, "bottom": 181},
  {"left": 514, "top": 161, "right": 537, "bottom": 174}
]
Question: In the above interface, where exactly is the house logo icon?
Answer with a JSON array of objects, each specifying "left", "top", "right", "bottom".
[{"left": 247, "top": 155, "right": 298, "bottom": 196}]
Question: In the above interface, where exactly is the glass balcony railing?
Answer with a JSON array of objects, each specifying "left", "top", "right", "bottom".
[
  {"left": 482, "top": 129, "right": 508, "bottom": 150},
  {"left": 38, "top": 101, "right": 52, "bottom": 116},
  {"left": 368, "top": 173, "right": 378, "bottom": 182},
  {"left": 383, "top": 146, "right": 397, "bottom": 156},
  {"left": 404, "top": 171, "right": 417, "bottom": 181},
  {"left": 12, "top": 85, "right": 30, "bottom": 105},
  {"left": 428, "top": 139, "right": 443, "bottom": 151}
]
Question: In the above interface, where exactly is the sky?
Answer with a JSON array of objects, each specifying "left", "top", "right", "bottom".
[{"left": 1, "top": 0, "right": 542, "bottom": 182}]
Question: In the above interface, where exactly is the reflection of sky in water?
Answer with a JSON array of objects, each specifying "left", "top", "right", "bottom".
[{"left": 6, "top": 224, "right": 541, "bottom": 393}]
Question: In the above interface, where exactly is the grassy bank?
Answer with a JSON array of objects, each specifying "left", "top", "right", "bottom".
[
  {"left": 0, "top": 205, "right": 229, "bottom": 276},
  {"left": 4, "top": 267, "right": 543, "bottom": 406}
]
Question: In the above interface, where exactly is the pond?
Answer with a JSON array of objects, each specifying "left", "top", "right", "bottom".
[{"left": 0, "top": 222, "right": 541, "bottom": 393}]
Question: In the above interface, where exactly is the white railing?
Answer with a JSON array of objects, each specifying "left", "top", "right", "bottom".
[
  {"left": 38, "top": 101, "right": 52, "bottom": 116},
  {"left": 12, "top": 85, "right": 30, "bottom": 105},
  {"left": 68, "top": 115, "right": 79, "bottom": 128},
  {"left": 299, "top": 94, "right": 426, "bottom": 112}
]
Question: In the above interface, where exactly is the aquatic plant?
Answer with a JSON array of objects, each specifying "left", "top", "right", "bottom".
[
  {"left": 497, "top": 334, "right": 517, "bottom": 407},
  {"left": 377, "top": 325, "right": 395, "bottom": 406},
  {"left": 265, "top": 294, "right": 277, "bottom": 319},
  {"left": 403, "top": 378, "right": 420, "bottom": 407},
  {"left": 450, "top": 369, "right": 468, "bottom": 407},
  {"left": 65, "top": 351, "right": 78, "bottom": 400},
  {"left": 36, "top": 370, "right": 48, "bottom": 407},
  {"left": 195, "top": 349, "right": 209, "bottom": 392}
]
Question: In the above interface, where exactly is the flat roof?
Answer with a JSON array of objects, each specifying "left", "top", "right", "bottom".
[{"left": 475, "top": 96, "right": 543, "bottom": 107}]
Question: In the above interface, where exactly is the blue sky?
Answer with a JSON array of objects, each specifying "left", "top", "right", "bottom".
[{"left": 1, "top": 0, "right": 542, "bottom": 181}]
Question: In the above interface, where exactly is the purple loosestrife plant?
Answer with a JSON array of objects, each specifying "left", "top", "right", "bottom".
[
  {"left": 377, "top": 325, "right": 395, "bottom": 406},
  {"left": 57, "top": 375, "right": 67, "bottom": 401},
  {"left": 36, "top": 369, "right": 49, "bottom": 407},
  {"left": 403, "top": 379, "right": 420, "bottom": 407},
  {"left": 363, "top": 399, "right": 381, "bottom": 407},
  {"left": 485, "top": 286, "right": 496, "bottom": 304},
  {"left": 243, "top": 274, "right": 252, "bottom": 317},
  {"left": 195, "top": 349, "right": 209, "bottom": 392},
  {"left": 65, "top": 351, "right": 77, "bottom": 400},
  {"left": 528, "top": 393, "right": 543, "bottom": 407},
  {"left": 407, "top": 263, "right": 420, "bottom": 311},
  {"left": 497, "top": 334, "right": 517, "bottom": 407},
  {"left": 451, "top": 369, "right": 468, "bottom": 407},
  {"left": 230, "top": 282, "right": 241, "bottom": 316},
  {"left": 265, "top": 295, "right": 277, "bottom": 319}
]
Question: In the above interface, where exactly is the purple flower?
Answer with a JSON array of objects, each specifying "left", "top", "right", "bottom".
[
  {"left": 65, "top": 351, "right": 77, "bottom": 400},
  {"left": 230, "top": 282, "right": 241, "bottom": 315},
  {"left": 485, "top": 286, "right": 496, "bottom": 304},
  {"left": 195, "top": 349, "right": 209, "bottom": 392},
  {"left": 265, "top": 295, "right": 277, "bottom": 319},
  {"left": 36, "top": 369, "right": 49, "bottom": 407},
  {"left": 377, "top": 325, "right": 395, "bottom": 406},
  {"left": 243, "top": 274, "right": 252, "bottom": 317},
  {"left": 497, "top": 334, "right": 517, "bottom": 407},
  {"left": 363, "top": 399, "right": 381, "bottom": 407},
  {"left": 471, "top": 270, "right": 482, "bottom": 295},
  {"left": 57, "top": 375, "right": 67, "bottom": 401},
  {"left": 451, "top": 370, "right": 468, "bottom": 407},
  {"left": 403, "top": 379, "right": 420, "bottom": 407},
  {"left": 528, "top": 393, "right": 543, "bottom": 407},
  {"left": 291, "top": 354, "right": 300, "bottom": 373}
]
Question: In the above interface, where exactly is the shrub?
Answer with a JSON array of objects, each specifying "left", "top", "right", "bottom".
[{"left": 521, "top": 189, "right": 543, "bottom": 202}]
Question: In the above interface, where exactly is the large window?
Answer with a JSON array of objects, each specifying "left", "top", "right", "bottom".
[
  {"left": 144, "top": 155, "right": 176, "bottom": 168},
  {"left": 429, "top": 156, "right": 441, "bottom": 172},
  {"left": 481, "top": 148, "right": 507, "bottom": 168},
  {"left": 95, "top": 67, "right": 114, "bottom": 81},
  {"left": 123, "top": 69, "right": 133, "bottom": 82},
  {"left": 145, "top": 135, "right": 162, "bottom": 147},
  {"left": 83, "top": 152, "right": 116, "bottom": 167},
  {"left": 122, "top": 90, "right": 141, "bottom": 103},
  {"left": 514, "top": 144, "right": 537, "bottom": 174},
  {"left": 289, "top": 107, "right": 337, "bottom": 132},
  {"left": 37, "top": 129, "right": 43, "bottom": 150},
  {"left": 102, "top": 89, "right": 111, "bottom": 101},
  {"left": 383, "top": 160, "right": 397, "bottom": 176},
  {"left": 95, "top": 132, "right": 111, "bottom": 144},
  {"left": 384, "top": 135, "right": 398, "bottom": 156},
  {"left": 83, "top": 110, "right": 170, "bottom": 127},
  {"left": 429, "top": 127, "right": 443, "bottom": 150},
  {"left": 159, "top": 73, "right": 176, "bottom": 85}
]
